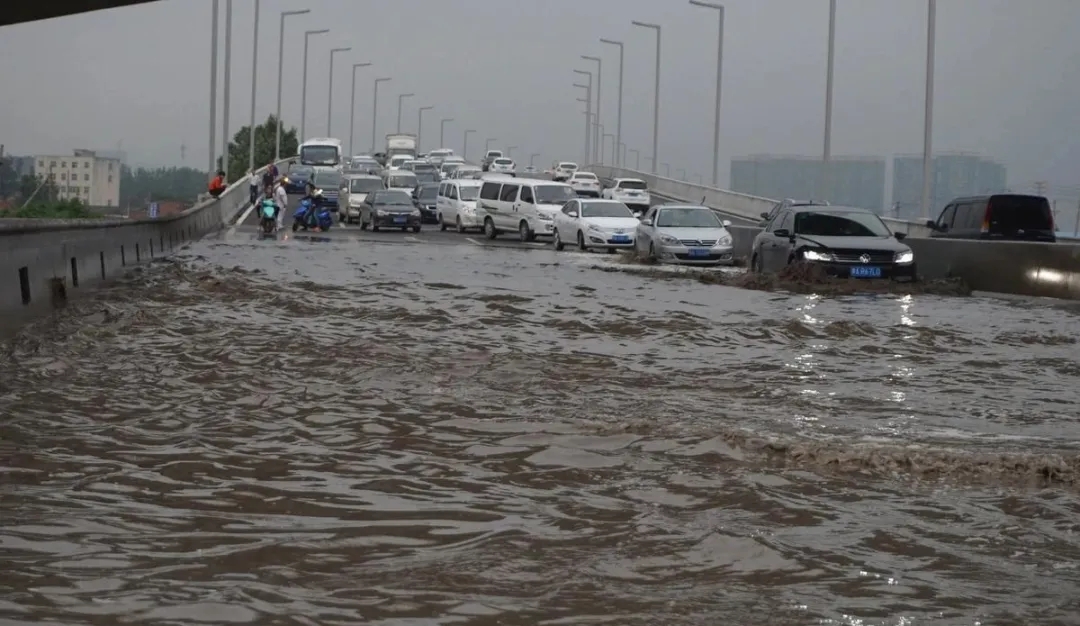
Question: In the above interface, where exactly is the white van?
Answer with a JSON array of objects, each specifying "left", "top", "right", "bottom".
[
  {"left": 436, "top": 179, "right": 483, "bottom": 233},
  {"left": 388, "top": 154, "right": 412, "bottom": 170},
  {"left": 476, "top": 176, "right": 577, "bottom": 241},
  {"left": 383, "top": 169, "right": 418, "bottom": 190}
]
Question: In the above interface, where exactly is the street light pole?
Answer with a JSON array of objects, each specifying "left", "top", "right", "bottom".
[
  {"left": 370, "top": 77, "right": 391, "bottom": 152},
  {"left": 440, "top": 118, "right": 453, "bottom": 150},
  {"left": 530, "top": 153, "right": 540, "bottom": 167},
  {"left": 300, "top": 28, "right": 329, "bottom": 142},
  {"left": 396, "top": 93, "right": 414, "bottom": 133},
  {"left": 920, "top": 0, "right": 937, "bottom": 219},
  {"left": 327, "top": 47, "right": 351, "bottom": 137},
  {"left": 463, "top": 129, "right": 475, "bottom": 161},
  {"left": 689, "top": 0, "right": 724, "bottom": 187},
  {"left": 604, "top": 133, "right": 614, "bottom": 166},
  {"left": 348, "top": 62, "right": 371, "bottom": 157},
  {"left": 506, "top": 146, "right": 517, "bottom": 159},
  {"left": 222, "top": 0, "right": 232, "bottom": 179},
  {"left": 822, "top": 0, "right": 836, "bottom": 201},
  {"left": 662, "top": 162, "right": 670, "bottom": 177},
  {"left": 632, "top": 21, "right": 661, "bottom": 174},
  {"left": 417, "top": 106, "right": 433, "bottom": 153},
  {"left": 599, "top": 38, "right": 623, "bottom": 167},
  {"left": 582, "top": 55, "right": 602, "bottom": 164},
  {"left": 629, "top": 148, "right": 640, "bottom": 170},
  {"left": 573, "top": 69, "right": 592, "bottom": 163},
  {"left": 275, "top": 9, "right": 310, "bottom": 160},
  {"left": 485, "top": 138, "right": 497, "bottom": 152},
  {"left": 209, "top": 0, "right": 219, "bottom": 179},
  {"left": 596, "top": 123, "right": 605, "bottom": 163}
]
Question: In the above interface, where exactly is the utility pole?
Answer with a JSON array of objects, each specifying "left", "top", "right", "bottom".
[{"left": 1034, "top": 181, "right": 1047, "bottom": 196}]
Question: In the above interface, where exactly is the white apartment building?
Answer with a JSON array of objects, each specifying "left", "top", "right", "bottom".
[{"left": 33, "top": 149, "right": 121, "bottom": 208}]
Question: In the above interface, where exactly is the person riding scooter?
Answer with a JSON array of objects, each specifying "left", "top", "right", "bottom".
[{"left": 298, "top": 182, "right": 324, "bottom": 231}]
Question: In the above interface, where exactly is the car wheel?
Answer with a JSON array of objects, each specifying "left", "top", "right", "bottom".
[
  {"left": 751, "top": 253, "right": 762, "bottom": 274},
  {"left": 553, "top": 228, "right": 565, "bottom": 251},
  {"left": 648, "top": 243, "right": 658, "bottom": 263},
  {"left": 577, "top": 230, "right": 587, "bottom": 251},
  {"left": 607, "top": 247, "right": 616, "bottom": 254},
  {"left": 456, "top": 217, "right": 465, "bottom": 234},
  {"left": 372, "top": 222, "right": 380, "bottom": 232},
  {"left": 440, "top": 214, "right": 447, "bottom": 231},
  {"left": 518, "top": 220, "right": 531, "bottom": 243},
  {"left": 412, "top": 224, "right": 421, "bottom": 233},
  {"left": 484, "top": 217, "right": 497, "bottom": 240}
]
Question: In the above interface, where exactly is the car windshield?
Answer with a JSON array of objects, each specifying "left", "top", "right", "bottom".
[
  {"left": 314, "top": 170, "right": 341, "bottom": 187},
  {"left": 486, "top": 152, "right": 502, "bottom": 158},
  {"left": 619, "top": 180, "right": 647, "bottom": 190},
  {"left": 581, "top": 202, "right": 634, "bottom": 218},
  {"left": 290, "top": 167, "right": 313, "bottom": 180},
  {"left": 300, "top": 146, "right": 338, "bottom": 165},
  {"left": 441, "top": 163, "right": 461, "bottom": 173},
  {"left": 417, "top": 186, "right": 438, "bottom": 200},
  {"left": 534, "top": 185, "right": 576, "bottom": 204},
  {"left": 389, "top": 175, "right": 416, "bottom": 187},
  {"left": 494, "top": 158, "right": 512, "bottom": 165},
  {"left": 656, "top": 208, "right": 721, "bottom": 228},
  {"left": 559, "top": 163, "right": 578, "bottom": 170},
  {"left": 794, "top": 211, "right": 891, "bottom": 237},
  {"left": 573, "top": 173, "right": 597, "bottom": 180},
  {"left": 458, "top": 186, "right": 480, "bottom": 201},
  {"left": 350, "top": 178, "right": 383, "bottom": 193},
  {"left": 413, "top": 163, "right": 437, "bottom": 171},
  {"left": 376, "top": 191, "right": 412, "bottom": 205}
]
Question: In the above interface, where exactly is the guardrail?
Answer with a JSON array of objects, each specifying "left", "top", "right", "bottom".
[{"left": 0, "top": 158, "right": 293, "bottom": 321}]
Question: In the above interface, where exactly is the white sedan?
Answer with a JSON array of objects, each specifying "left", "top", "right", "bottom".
[
  {"left": 489, "top": 158, "right": 516, "bottom": 175},
  {"left": 552, "top": 198, "right": 640, "bottom": 252},
  {"left": 568, "top": 171, "right": 602, "bottom": 197},
  {"left": 601, "top": 178, "right": 651, "bottom": 215}
]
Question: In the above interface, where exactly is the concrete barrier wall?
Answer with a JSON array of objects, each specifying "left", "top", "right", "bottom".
[{"left": 0, "top": 159, "right": 292, "bottom": 321}]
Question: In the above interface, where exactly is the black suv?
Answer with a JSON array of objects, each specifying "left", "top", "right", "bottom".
[{"left": 925, "top": 194, "right": 1056, "bottom": 242}]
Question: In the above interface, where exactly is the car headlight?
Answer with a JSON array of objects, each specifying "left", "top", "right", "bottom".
[
  {"left": 659, "top": 234, "right": 680, "bottom": 245},
  {"left": 376, "top": 209, "right": 387, "bottom": 216},
  {"left": 411, "top": 209, "right": 421, "bottom": 217},
  {"left": 717, "top": 236, "right": 732, "bottom": 247},
  {"left": 802, "top": 249, "right": 833, "bottom": 262},
  {"left": 894, "top": 250, "right": 914, "bottom": 264},
  {"left": 536, "top": 213, "right": 553, "bottom": 221}
]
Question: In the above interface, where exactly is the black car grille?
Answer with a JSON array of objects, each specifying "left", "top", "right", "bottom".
[
  {"left": 679, "top": 239, "right": 718, "bottom": 247},
  {"left": 830, "top": 249, "right": 895, "bottom": 264}
]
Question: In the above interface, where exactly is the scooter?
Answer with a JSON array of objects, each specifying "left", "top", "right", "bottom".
[
  {"left": 291, "top": 198, "right": 334, "bottom": 232},
  {"left": 258, "top": 200, "right": 278, "bottom": 236}
]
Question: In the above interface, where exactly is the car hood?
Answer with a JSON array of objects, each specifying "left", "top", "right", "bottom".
[
  {"left": 584, "top": 217, "right": 641, "bottom": 230},
  {"left": 375, "top": 204, "right": 414, "bottom": 212},
  {"left": 796, "top": 234, "right": 907, "bottom": 251},
  {"left": 535, "top": 203, "right": 567, "bottom": 215},
  {"left": 655, "top": 226, "right": 731, "bottom": 241},
  {"left": 348, "top": 193, "right": 370, "bottom": 204}
]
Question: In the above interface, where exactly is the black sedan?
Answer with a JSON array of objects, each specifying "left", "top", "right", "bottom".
[
  {"left": 359, "top": 189, "right": 422, "bottom": 232},
  {"left": 750, "top": 206, "right": 916, "bottom": 281},
  {"left": 285, "top": 165, "right": 313, "bottom": 194},
  {"left": 412, "top": 183, "right": 440, "bottom": 224}
]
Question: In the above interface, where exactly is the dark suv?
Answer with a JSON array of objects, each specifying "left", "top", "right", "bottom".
[{"left": 926, "top": 194, "right": 1055, "bottom": 242}]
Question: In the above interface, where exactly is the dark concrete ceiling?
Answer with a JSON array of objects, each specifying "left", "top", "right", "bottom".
[{"left": 2, "top": 1, "right": 161, "bottom": 28}]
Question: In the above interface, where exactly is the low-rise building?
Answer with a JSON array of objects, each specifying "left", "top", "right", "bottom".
[{"left": 33, "top": 149, "right": 121, "bottom": 209}]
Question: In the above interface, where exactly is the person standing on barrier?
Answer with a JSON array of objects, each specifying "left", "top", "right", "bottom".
[{"left": 273, "top": 176, "right": 289, "bottom": 229}]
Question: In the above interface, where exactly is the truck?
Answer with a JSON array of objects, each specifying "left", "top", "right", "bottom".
[
  {"left": 384, "top": 134, "right": 417, "bottom": 161},
  {"left": 299, "top": 137, "right": 343, "bottom": 167}
]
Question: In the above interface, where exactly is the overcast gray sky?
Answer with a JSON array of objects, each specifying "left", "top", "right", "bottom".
[{"left": 0, "top": 0, "right": 1077, "bottom": 191}]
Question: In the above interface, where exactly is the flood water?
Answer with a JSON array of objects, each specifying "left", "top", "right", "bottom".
[{"left": 2, "top": 230, "right": 1080, "bottom": 625}]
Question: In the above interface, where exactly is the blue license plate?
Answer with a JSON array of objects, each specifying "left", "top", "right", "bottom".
[
  {"left": 850, "top": 266, "right": 882, "bottom": 278},
  {"left": 612, "top": 235, "right": 630, "bottom": 243},
  {"left": 688, "top": 248, "right": 710, "bottom": 257},
  {"left": 393, "top": 216, "right": 406, "bottom": 224}
]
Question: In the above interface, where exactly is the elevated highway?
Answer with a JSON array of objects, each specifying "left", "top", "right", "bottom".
[{"left": 1, "top": 1, "right": 161, "bottom": 27}]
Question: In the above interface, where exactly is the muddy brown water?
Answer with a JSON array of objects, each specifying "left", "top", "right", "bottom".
[{"left": 2, "top": 231, "right": 1079, "bottom": 625}]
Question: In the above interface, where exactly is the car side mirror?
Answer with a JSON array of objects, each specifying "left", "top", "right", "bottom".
[
  {"left": 760, "top": 212, "right": 770, "bottom": 219},
  {"left": 772, "top": 228, "right": 790, "bottom": 238},
  {"left": 894, "top": 232, "right": 907, "bottom": 241},
  {"left": 722, "top": 220, "right": 732, "bottom": 227},
  {"left": 568, "top": 211, "right": 579, "bottom": 218},
  {"left": 924, "top": 219, "right": 937, "bottom": 230}
]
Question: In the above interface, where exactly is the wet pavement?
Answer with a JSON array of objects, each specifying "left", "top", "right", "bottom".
[{"left": 1, "top": 223, "right": 1079, "bottom": 625}]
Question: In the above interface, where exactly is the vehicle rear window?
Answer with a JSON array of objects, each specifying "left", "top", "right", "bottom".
[
  {"left": 619, "top": 180, "right": 647, "bottom": 190},
  {"left": 989, "top": 195, "right": 1054, "bottom": 232}
]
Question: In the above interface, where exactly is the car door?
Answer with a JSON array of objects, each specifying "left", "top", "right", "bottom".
[
  {"left": 518, "top": 184, "right": 537, "bottom": 227},
  {"left": 496, "top": 183, "right": 520, "bottom": 230},
  {"left": 436, "top": 182, "right": 448, "bottom": 222},
  {"left": 555, "top": 200, "right": 578, "bottom": 237},
  {"left": 443, "top": 184, "right": 459, "bottom": 224},
  {"left": 761, "top": 210, "right": 793, "bottom": 272},
  {"left": 635, "top": 206, "right": 658, "bottom": 253}
]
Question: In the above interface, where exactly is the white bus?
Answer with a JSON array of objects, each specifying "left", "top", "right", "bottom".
[{"left": 299, "top": 138, "right": 343, "bottom": 167}]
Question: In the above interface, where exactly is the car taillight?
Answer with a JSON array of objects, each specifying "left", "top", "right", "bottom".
[{"left": 981, "top": 201, "right": 991, "bottom": 233}]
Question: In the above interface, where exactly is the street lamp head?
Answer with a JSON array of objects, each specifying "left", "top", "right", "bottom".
[
  {"left": 353, "top": 62, "right": 371, "bottom": 68},
  {"left": 599, "top": 38, "right": 623, "bottom": 46},
  {"left": 420, "top": 106, "right": 434, "bottom": 111},
  {"left": 283, "top": 9, "right": 310, "bottom": 16},
  {"left": 400, "top": 93, "right": 414, "bottom": 98},
  {"left": 631, "top": 20, "right": 661, "bottom": 30},
  {"left": 330, "top": 47, "right": 351, "bottom": 53},
  {"left": 573, "top": 83, "right": 588, "bottom": 89},
  {"left": 573, "top": 69, "right": 591, "bottom": 76},
  {"left": 375, "top": 77, "right": 392, "bottom": 83},
  {"left": 442, "top": 118, "right": 454, "bottom": 122},
  {"left": 465, "top": 129, "right": 476, "bottom": 134},
  {"left": 689, "top": 0, "right": 724, "bottom": 9},
  {"left": 306, "top": 29, "right": 329, "bottom": 35},
  {"left": 582, "top": 55, "right": 601, "bottom": 62}
]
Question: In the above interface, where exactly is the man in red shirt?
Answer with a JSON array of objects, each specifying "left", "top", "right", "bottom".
[{"left": 208, "top": 170, "right": 227, "bottom": 198}]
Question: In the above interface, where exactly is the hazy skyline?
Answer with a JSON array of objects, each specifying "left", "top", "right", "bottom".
[{"left": 1, "top": 0, "right": 1077, "bottom": 194}]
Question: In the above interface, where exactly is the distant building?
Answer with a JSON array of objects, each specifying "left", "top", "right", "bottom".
[
  {"left": 32, "top": 149, "right": 121, "bottom": 208},
  {"left": 730, "top": 155, "right": 886, "bottom": 212},
  {"left": 891, "top": 153, "right": 1007, "bottom": 220}
]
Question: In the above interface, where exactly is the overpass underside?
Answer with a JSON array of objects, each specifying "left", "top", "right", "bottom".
[{"left": 2, "top": 1, "right": 160, "bottom": 27}]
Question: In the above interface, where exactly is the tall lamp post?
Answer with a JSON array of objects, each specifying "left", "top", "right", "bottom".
[
  {"left": 631, "top": 20, "right": 661, "bottom": 174},
  {"left": 576, "top": 97, "right": 591, "bottom": 166},
  {"left": 821, "top": 0, "right": 837, "bottom": 200},
  {"left": 300, "top": 28, "right": 329, "bottom": 142},
  {"left": 275, "top": 9, "right": 310, "bottom": 160},
  {"left": 573, "top": 69, "right": 592, "bottom": 162},
  {"left": 920, "top": 0, "right": 937, "bottom": 219},
  {"left": 506, "top": 146, "right": 517, "bottom": 159},
  {"left": 689, "top": 0, "right": 724, "bottom": 187},
  {"left": 348, "top": 62, "right": 372, "bottom": 157},
  {"left": 629, "top": 148, "right": 640, "bottom": 171},
  {"left": 370, "top": 77, "right": 391, "bottom": 152},
  {"left": 440, "top": 118, "right": 453, "bottom": 150},
  {"left": 530, "top": 153, "right": 540, "bottom": 167},
  {"left": 599, "top": 38, "right": 623, "bottom": 167},
  {"left": 222, "top": 0, "right": 232, "bottom": 179},
  {"left": 417, "top": 106, "right": 433, "bottom": 152},
  {"left": 463, "top": 129, "right": 475, "bottom": 161},
  {"left": 581, "top": 55, "right": 602, "bottom": 165},
  {"left": 396, "top": 93, "right": 414, "bottom": 133},
  {"left": 327, "top": 47, "right": 351, "bottom": 137},
  {"left": 208, "top": 0, "right": 219, "bottom": 179},
  {"left": 485, "top": 138, "right": 498, "bottom": 153}
]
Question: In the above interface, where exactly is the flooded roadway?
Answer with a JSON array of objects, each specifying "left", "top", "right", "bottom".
[{"left": 1, "top": 225, "right": 1079, "bottom": 625}]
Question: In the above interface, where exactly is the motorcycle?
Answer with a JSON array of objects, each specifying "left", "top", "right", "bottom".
[
  {"left": 258, "top": 199, "right": 278, "bottom": 236},
  {"left": 291, "top": 197, "right": 334, "bottom": 232}
]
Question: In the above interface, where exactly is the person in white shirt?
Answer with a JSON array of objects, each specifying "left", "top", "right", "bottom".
[
  {"left": 248, "top": 170, "right": 259, "bottom": 205},
  {"left": 273, "top": 177, "right": 289, "bottom": 228}
]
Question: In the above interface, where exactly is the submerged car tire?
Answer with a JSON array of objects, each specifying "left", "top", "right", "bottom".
[
  {"left": 553, "top": 229, "right": 565, "bottom": 251},
  {"left": 412, "top": 224, "right": 421, "bottom": 233},
  {"left": 456, "top": 217, "right": 465, "bottom": 234},
  {"left": 577, "top": 230, "right": 587, "bottom": 251},
  {"left": 484, "top": 217, "right": 497, "bottom": 240},
  {"left": 440, "top": 214, "right": 447, "bottom": 231},
  {"left": 372, "top": 222, "right": 380, "bottom": 232},
  {"left": 751, "top": 253, "right": 762, "bottom": 274},
  {"left": 518, "top": 220, "right": 532, "bottom": 243}
]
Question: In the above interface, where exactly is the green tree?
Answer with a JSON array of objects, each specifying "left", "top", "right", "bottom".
[
  {"left": 1, "top": 197, "right": 98, "bottom": 219},
  {"left": 120, "top": 165, "right": 208, "bottom": 207},
  {"left": 219, "top": 115, "right": 298, "bottom": 183},
  {"left": 16, "top": 174, "right": 60, "bottom": 206}
]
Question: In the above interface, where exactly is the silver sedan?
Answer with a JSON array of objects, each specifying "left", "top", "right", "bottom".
[{"left": 634, "top": 205, "right": 735, "bottom": 266}]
